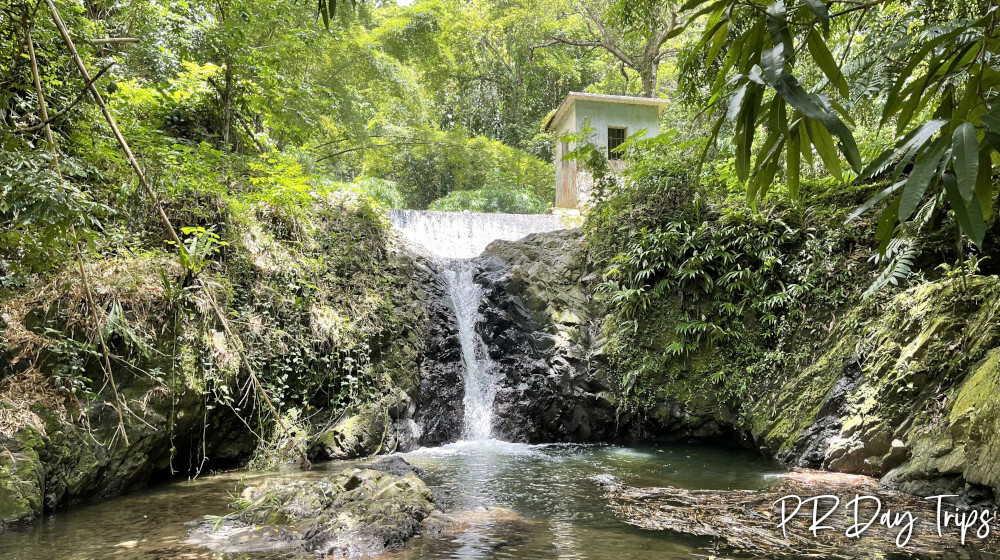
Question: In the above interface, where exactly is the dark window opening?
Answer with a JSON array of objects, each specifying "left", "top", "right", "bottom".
[{"left": 608, "top": 127, "right": 627, "bottom": 160}]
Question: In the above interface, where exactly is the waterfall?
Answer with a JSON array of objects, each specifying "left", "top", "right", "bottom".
[
  {"left": 443, "top": 260, "right": 496, "bottom": 440},
  {"left": 389, "top": 210, "right": 566, "bottom": 441},
  {"left": 388, "top": 209, "right": 565, "bottom": 259}
]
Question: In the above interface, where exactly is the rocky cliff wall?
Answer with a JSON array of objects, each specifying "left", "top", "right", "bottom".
[{"left": 474, "top": 227, "right": 1000, "bottom": 504}]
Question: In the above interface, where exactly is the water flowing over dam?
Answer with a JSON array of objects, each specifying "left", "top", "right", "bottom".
[
  {"left": 388, "top": 209, "right": 566, "bottom": 259},
  {"left": 389, "top": 210, "right": 567, "bottom": 440}
]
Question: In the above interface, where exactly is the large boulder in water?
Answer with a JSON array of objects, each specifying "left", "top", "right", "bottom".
[{"left": 194, "top": 465, "right": 444, "bottom": 557}]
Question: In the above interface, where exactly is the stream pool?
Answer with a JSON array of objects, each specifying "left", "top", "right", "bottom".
[{"left": 0, "top": 442, "right": 783, "bottom": 560}]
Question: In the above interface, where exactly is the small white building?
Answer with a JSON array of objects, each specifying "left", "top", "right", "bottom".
[{"left": 544, "top": 92, "right": 669, "bottom": 209}]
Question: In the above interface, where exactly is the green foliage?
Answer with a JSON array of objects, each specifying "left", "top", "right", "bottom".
[
  {"left": 170, "top": 226, "right": 229, "bottom": 278},
  {"left": 346, "top": 177, "right": 404, "bottom": 209},
  {"left": 680, "top": 0, "right": 1000, "bottom": 251},
  {"left": 587, "top": 137, "right": 869, "bottom": 414},
  {"left": 428, "top": 183, "right": 547, "bottom": 214},
  {"left": 0, "top": 149, "right": 109, "bottom": 279},
  {"left": 364, "top": 128, "right": 553, "bottom": 209}
]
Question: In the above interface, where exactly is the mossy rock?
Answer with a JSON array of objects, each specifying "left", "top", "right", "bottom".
[
  {"left": 209, "top": 464, "right": 439, "bottom": 557},
  {"left": 309, "top": 390, "right": 413, "bottom": 461}
]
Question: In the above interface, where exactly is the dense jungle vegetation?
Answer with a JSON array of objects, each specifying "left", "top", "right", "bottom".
[{"left": 3, "top": 0, "right": 1000, "bottom": 503}]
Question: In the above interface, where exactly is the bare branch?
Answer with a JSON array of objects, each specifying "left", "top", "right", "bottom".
[{"left": 87, "top": 37, "right": 139, "bottom": 45}]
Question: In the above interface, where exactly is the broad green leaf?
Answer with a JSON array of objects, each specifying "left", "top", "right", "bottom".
[
  {"left": 943, "top": 172, "right": 987, "bottom": 248},
  {"left": 875, "top": 197, "right": 901, "bottom": 254},
  {"left": 806, "top": 28, "right": 847, "bottom": 98},
  {"left": 765, "top": 1, "right": 790, "bottom": 51},
  {"left": 797, "top": 118, "right": 813, "bottom": 167},
  {"left": 981, "top": 103, "right": 1000, "bottom": 132},
  {"left": 802, "top": 0, "right": 829, "bottom": 23},
  {"left": 951, "top": 121, "right": 978, "bottom": 205},
  {"left": 805, "top": 117, "right": 842, "bottom": 182},
  {"left": 750, "top": 132, "right": 783, "bottom": 205},
  {"left": 319, "top": 0, "right": 330, "bottom": 29},
  {"left": 706, "top": 21, "right": 730, "bottom": 63},
  {"left": 986, "top": 131, "right": 1000, "bottom": 152},
  {"left": 727, "top": 82, "right": 748, "bottom": 122},
  {"left": 898, "top": 139, "right": 948, "bottom": 222},
  {"left": 761, "top": 44, "right": 786, "bottom": 85},
  {"left": 976, "top": 143, "right": 994, "bottom": 218},
  {"left": 735, "top": 87, "right": 761, "bottom": 182},
  {"left": 680, "top": 0, "right": 719, "bottom": 12}
]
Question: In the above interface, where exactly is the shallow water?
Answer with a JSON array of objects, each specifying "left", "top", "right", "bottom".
[
  {"left": 0, "top": 442, "right": 782, "bottom": 560},
  {"left": 390, "top": 440, "right": 782, "bottom": 560}
]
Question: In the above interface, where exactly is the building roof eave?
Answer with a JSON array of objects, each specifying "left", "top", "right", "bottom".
[{"left": 543, "top": 92, "right": 670, "bottom": 132}]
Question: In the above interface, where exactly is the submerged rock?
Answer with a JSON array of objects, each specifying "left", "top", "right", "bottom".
[{"left": 193, "top": 466, "right": 441, "bottom": 557}]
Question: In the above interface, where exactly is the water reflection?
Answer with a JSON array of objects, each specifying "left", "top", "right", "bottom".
[
  {"left": 383, "top": 441, "right": 781, "bottom": 560},
  {"left": 0, "top": 442, "right": 783, "bottom": 560}
]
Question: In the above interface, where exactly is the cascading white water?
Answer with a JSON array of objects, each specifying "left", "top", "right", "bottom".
[
  {"left": 389, "top": 210, "right": 566, "bottom": 440},
  {"left": 389, "top": 209, "right": 565, "bottom": 259},
  {"left": 443, "top": 260, "right": 497, "bottom": 440}
]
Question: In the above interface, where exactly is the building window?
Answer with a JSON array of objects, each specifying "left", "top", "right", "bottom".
[{"left": 608, "top": 127, "right": 627, "bottom": 160}]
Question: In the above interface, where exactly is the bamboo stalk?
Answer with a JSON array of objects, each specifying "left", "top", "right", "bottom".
[
  {"left": 45, "top": 0, "right": 307, "bottom": 467},
  {"left": 26, "top": 28, "right": 130, "bottom": 446},
  {"left": 88, "top": 37, "right": 139, "bottom": 45}
]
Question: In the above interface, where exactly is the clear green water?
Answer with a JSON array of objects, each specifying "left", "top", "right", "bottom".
[{"left": 0, "top": 442, "right": 783, "bottom": 559}]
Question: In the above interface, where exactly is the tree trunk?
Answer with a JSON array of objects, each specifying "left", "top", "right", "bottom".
[{"left": 639, "top": 61, "right": 657, "bottom": 98}]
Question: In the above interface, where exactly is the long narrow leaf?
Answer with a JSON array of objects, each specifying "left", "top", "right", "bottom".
[
  {"left": 943, "top": 172, "right": 987, "bottom": 248},
  {"left": 806, "top": 28, "right": 848, "bottom": 98},
  {"left": 846, "top": 180, "right": 905, "bottom": 223},
  {"left": 898, "top": 139, "right": 948, "bottom": 222},
  {"left": 951, "top": 121, "right": 978, "bottom": 204}
]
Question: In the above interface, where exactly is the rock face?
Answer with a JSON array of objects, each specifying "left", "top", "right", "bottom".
[
  {"left": 475, "top": 229, "right": 616, "bottom": 442},
  {"left": 406, "top": 254, "right": 466, "bottom": 446},
  {"left": 307, "top": 244, "right": 466, "bottom": 461},
  {"left": 0, "top": 233, "right": 466, "bottom": 525},
  {"left": 750, "top": 277, "right": 1000, "bottom": 502},
  {"left": 0, "top": 334, "right": 256, "bottom": 525},
  {"left": 197, "top": 465, "right": 442, "bottom": 557},
  {"left": 464, "top": 227, "right": 1000, "bottom": 503}
]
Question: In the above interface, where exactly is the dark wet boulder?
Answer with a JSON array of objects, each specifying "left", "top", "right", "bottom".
[{"left": 369, "top": 455, "right": 427, "bottom": 477}]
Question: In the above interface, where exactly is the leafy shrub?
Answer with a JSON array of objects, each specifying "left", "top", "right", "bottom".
[
  {"left": 363, "top": 127, "right": 553, "bottom": 209},
  {"left": 0, "top": 149, "right": 110, "bottom": 279},
  {"left": 428, "top": 183, "right": 547, "bottom": 214},
  {"left": 346, "top": 177, "right": 404, "bottom": 209},
  {"left": 586, "top": 133, "right": 869, "bottom": 415}
]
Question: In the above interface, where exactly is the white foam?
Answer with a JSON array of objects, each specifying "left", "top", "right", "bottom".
[
  {"left": 388, "top": 209, "right": 565, "bottom": 259},
  {"left": 404, "top": 439, "right": 545, "bottom": 457}
]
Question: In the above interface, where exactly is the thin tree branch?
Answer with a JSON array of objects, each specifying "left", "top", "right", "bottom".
[
  {"left": 5, "top": 63, "right": 115, "bottom": 134},
  {"left": 831, "top": 0, "right": 892, "bottom": 18},
  {"left": 26, "top": 28, "right": 130, "bottom": 446},
  {"left": 87, "top": 37, "right": 139, "bottom": 45}
]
